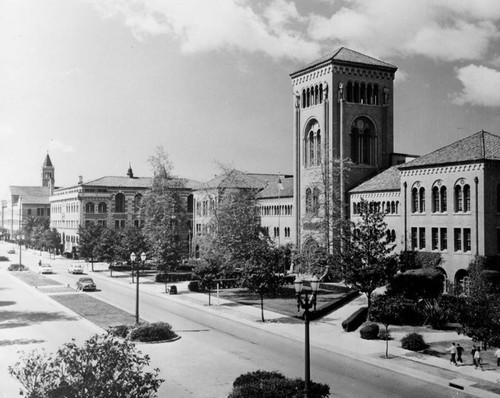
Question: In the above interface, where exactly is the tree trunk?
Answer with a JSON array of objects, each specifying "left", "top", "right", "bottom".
[
  {"left": 260, "top": 293, "right": 265, "bottom": 323},
  {"left": 208, "top": 289, "right": 211, "bottom": 306},
  {"left": 366, "top": 292, "right": 372, "bottom": 321},
  {"left": 385, "top": 325, "right": 389, "bottom": 358}
]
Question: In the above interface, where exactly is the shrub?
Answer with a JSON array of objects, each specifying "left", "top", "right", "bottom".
[
  {"left": 419, "top": 299, "right": 448, "bottom": 329},
  {"left": 387, "top": 268, "right": 443, "bottom": 301},
  {"left": 0, "top": 255, "right": 9, "bottom": 261},
  {"left": 128, "top": 322, "right": 177, "bottom": 342},
  {"left": 107, "top": 324, "right": 132, "bottom": 339},
  {"left": 437, "top": 294, "right": 466, "bottom": 323},
  {"left": 401, "top": 332, "right": 426, "bottom": 351},
  {"left": 8, "top": 334, "right": 163, "bottom": 397},
  {"left": 187, "top": 280, "right": 200, "bottom": 292},
  {"left": 8, "top": 264, "right": 26, "bottom": 271},
  {"left": 155, "top": 272, "right": 192, "bottom": 283},
  {"left": 360, "top": 323, "right": 380, "bottom": 340},
  {"left": 342, "top": 307, "right": 368, "bottom": 332},
  {"left": 228, "top": 370, "right": 330, "bottom": 398},
  {"left": 378, "top": 328, "right": 391, "bottom": 340}
]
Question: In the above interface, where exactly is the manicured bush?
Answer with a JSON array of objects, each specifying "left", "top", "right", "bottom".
[
  {"left": 8, "top": 264, "right": 26, "bottom": 271},
  {"left": 401, "top": 332, "right": 426, "bottom": 351},
  {"left": 360, "top": 323, "right": 380, "bottom": 340},
  {"left": 387, "top": 268, "right": 443, "bottom": 301},
  {"left": 342, "top": 307, "right": 368, "bottom": 332},
  {"left": 107, "top": 324, "right": 132, "bottom": 339},
  {"left": 228, "top": 370, "right": 330, "bottom": 398},
  {"left": 378, "top": 328, "right": 391, "bottom": 340},
  {"left": 187, "top": 280, "right": 200, "bottom": 292},
  {"left": 155, "top": 272, "right": 192, "bottom": 283},
  {"left": 0, "top": 255, "right": 9, "bottom": 261},
  {"left": 128, "top": 322, "right": 177, "bottom": 342}
]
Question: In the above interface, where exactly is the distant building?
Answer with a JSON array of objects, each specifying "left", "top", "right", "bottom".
[
  {"left": 1, "top": 154, "right": 54, "bottom": 239},
  {"left": 50, "top": 165, "right": 196, "bottom": 256},
  {"left": 350, "top": 130, "right": 500, "bottom": 293},
  {"left": 191, "top": 170, "right": 295, "bottom": 258}
]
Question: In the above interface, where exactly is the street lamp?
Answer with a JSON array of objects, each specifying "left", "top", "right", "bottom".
[
  {"left": 18, "top": 234, "right": 25, "bottom": 266},
  {"left": 130, "top": 252, "right": 147, "bottom": 324},
  {"left": 295, "top": 275, "right": 320, "bottom": 398}
]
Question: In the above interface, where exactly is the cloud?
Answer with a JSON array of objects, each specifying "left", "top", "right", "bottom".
[
  {"left": 453, "top": 64, "right": 500, "bottom": 107},
  {"left": 49, "top": 139, "right": 75, "bottom": 153},
  {"left": 87, "top": 0, "right": 320, "bottom": 62}
]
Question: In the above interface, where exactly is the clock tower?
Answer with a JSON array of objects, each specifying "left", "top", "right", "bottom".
[{"left": 42, "top": 153, "right": 55, "bottom": 188}]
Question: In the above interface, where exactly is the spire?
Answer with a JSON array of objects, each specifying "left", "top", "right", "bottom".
[
  {"left": 42, "top": 152, "right": 55, "bottom": 187},
  {"left": 127, "top": 162, "right": 134, "bottom": 178},
  {"left": 43, "top": 152, "right": 53, "bottom": 167}
]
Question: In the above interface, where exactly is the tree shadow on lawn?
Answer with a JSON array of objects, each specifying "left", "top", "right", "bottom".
[
  {"left": 0, "top": 338, "right": 45, "bottom": 346},
  {"left": 0, "top": 301, "right": 16, "bottom": 307},
  {"left": 0, "top": 310, "right": 77, "bottom": 329}
]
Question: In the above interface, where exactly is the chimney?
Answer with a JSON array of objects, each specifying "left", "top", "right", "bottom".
[{"left": 78, "top": 176, "right": 83, "bottom": 184}]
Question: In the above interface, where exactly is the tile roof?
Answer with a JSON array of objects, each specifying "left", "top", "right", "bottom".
[
  {"left": 256, "top": 176, "right": 294, "bottom": 199},
  {"left": 291, "top": 47, "right": 397, "bottom": 76},
  {"left": 196, "top": 170, "right": 269, "bottom": 190},
  {"left": 350, "top": 166, "right": 401, "bottom": 193},
  {"left": 9, "top": 186, "right": 51, "bottom": 204},
  {"left": 400, "top": 130, "right": 500, "bottom": 169},
  {"left": 58, "top": 176, "right": 199, "bottom": 191}
]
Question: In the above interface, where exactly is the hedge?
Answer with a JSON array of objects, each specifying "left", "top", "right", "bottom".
[
  {"left": 155, "top": 272, "right": 192, "bottom": 283},
  {"left": 342, "top": 307, "right": 368, "bottom": 332},
  {"left": 360, "top": 323, "right": 380, "bottom": 340}
]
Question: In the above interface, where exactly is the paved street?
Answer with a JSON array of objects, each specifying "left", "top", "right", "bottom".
[{"left": 0, "top": 243, "right": 485, "bottom": 397}]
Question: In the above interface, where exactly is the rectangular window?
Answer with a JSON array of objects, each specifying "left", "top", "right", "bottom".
[
  {"left": 419, "top": 227, "right": 426, "bottom": 249},
  {"left": 411, "top": 228, "right": 418, "bottom": 250},
  {"left": 47, "top": 208, "right": 50, "bottom": 216},
  {"left": 431, "top": 228, "right": 438, "bottom": 250},
  {"left": 102, "top": 220, "right": 107, "bottom": 228},
  {"left": 120, "top": 220, "right": 126, "bottom": 229},
  {"left": 464, "top": 228, "right": 471, "bottom": 252},
  {"left": 440, "top": 228, "right": 447, "bottom": 251},
  {"left": 454, "top": 228, "right": 462, "bottom": 252},
  {"left": 134, "top": 220, "right": 139, "bottom": 227},
  {"left": 115, "top": 220, "right": 120, "bottom": 229},
  {"left": 28, "top": 209, "right": 32, "bottom": 216}
]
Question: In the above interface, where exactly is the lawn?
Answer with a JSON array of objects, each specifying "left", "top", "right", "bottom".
[{"left": 215, "top": 284, "right": 353, "bottom": 319}]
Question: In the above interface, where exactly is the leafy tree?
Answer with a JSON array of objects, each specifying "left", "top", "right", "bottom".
[
  {"left": 338, "top": 198, "right": 397, "bottom": 319},
  {"left": 192, "top": 258, "right": 224, "bottom": 306},
  {"left": 114, "top": 225, "right": 149, "bottom": 263},
  {"left": 371, "top": 294, "right": 407, "bottom": 358},
  {"left": 387, "top": 268, "right": 443, "bottom": 302},
  {"left": 94, "top": 228, "right": 119, "bottom": 266},
  {"left": 142, "top": 147, "right": 188, "bottom": 272},
  {"left": 78, "top": 224, "right": 103, "bottom": 271},
  {"left": 9, "top": 333, "right": 163, "bottom": 398},
  {"left": 240, "top": 246, "right": 284, "bottom": 322}
]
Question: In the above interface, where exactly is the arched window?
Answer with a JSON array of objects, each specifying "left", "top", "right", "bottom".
[
  {"left": 312, "top": 187, "right": 320, "bottom": 214},
  {"left": 187, "top": 194, "right": 194, "bottom": 212},
  {"left": 316, "top": 131, "right": 321, "bottom": 165},
  {"left": 354, "top": 82, "right": 359, "bottom": 103},
  {"left": 412, "top": 188, "right": 418, "bottom": 213},
  {"left": 134, "top": 194, "right": 142, "bottom": 212},
  {"left": 373, "top": 84, "right": 379, "bottom": 105},
  {"left": 455, "top": 185, "right": 463, "bottom": 212},
  {"left": 98, "top": 202, "right": 107, "bottom": 213},
  {"left": 302, "top": 89, "right": 306, "bottom": 108},
  {"left": 319, "top": 84, "right": 323, "bottom": 103},
  {"left": 309, "top": 131, "right": 314, "bottom": 165},
  {"left": 306, "top": 87, "right": 310, "bottom": 107},
  {"left": 391, "top": 201, "right": 396, "bottom": 214},
  {"left": 432, "top": 186, "right": 439, "bottom": 213},
  {"left": 304, "top": 121, "right": 320, "bottom": 167},
  {"left": 85, "top": 202, "right": 95, "bottom": 213},
  {"left": 440, "top": 186, "right": 447, "bottom": 212},
  {"left": 350, "top": 117, "right": 376, "bottom": 165},
  {"left": 346, "top": 81, "right": 353, "bottom": 102},
  {"left": 360, "top": 83, "right": 366, "bottom": 104},
  {"left": 367, "top": 84, "right": 373, "bottom": 104},
  {"left": 464, "top": 185, "right": 471, "bottom": 212},
  {"left": 305, "top": 188, "right": 312, "bottom": 213},
  {"left": 419, "top": 187, "right": 425, "bottom": 212},
  {"left": 115, "top": 193, "right": 125, "bottom": 213}
]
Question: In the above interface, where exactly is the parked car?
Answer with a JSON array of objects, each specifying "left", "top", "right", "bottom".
[
  {"left": 76, "top": 277, "right": 96, "bottom": 291},
  {"left": 38, "top": 264, "right": 53, "bottom": 274},
  {"left": 7, "top": 249, "right": 15, "bottom": 254},
  {"left": 68, "top": 264, "right": 83, "bottom": 274}
]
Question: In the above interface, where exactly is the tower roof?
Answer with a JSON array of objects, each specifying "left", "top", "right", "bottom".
[
  {"left": 400, "top": 130, "right": 500, "bottom": 169},
  {"left": 43, "top": 153, "right": 53, "bottom": 167},
  {"left": 291, "top": 47, "right": 397, "bottom": 77}
]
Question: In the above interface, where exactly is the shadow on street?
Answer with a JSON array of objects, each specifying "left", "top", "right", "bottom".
[{"left": 0, "top": 310, "right": 77, "bottom": 329}]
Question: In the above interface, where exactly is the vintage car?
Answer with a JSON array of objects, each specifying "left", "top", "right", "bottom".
[
  {"left": 68, "top": 264, "right": 84, "bottom": 274},
  {"left": 76, "top": 277, "right": 96, "bottom": 291},
  {"left": 38, "top": 264, "right": 53, "bottom": 274}
]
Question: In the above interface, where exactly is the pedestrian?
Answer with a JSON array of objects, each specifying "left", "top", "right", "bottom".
[
  {"left": 447, "top": 343, "right": 458, "bottom": 366},
  {"left": 456, "top": 343, "right": 464, "bottom": 365},
  {"left": 495, "top": 347, "right": 500, "bottom": 366},
  {"left": 38, "top": 259, "right": 41, "bottom": 266},
  {"left": 474, "top": 347, "right": 483, "bottom": 370},
  {"left": 471, "top": 345, "right": 477, "bottom": 367}
]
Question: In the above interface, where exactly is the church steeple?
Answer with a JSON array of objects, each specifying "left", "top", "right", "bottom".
[
  {"left": 42, "top": 153, "right": 55, "bottom": 187},
  {"left": 127, "top": 162, "right": 134, "bottom": 178}
]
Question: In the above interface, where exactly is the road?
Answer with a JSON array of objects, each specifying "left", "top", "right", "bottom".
[{"left": 3, "top": 246, "right": 473, "bottom": 397}]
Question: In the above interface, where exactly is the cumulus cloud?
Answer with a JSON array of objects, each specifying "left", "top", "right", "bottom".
[
  {"left": 453, "top": 64, "right": 500, "bottom": 107},
  {"left": 49, "top": 139, "right": 75, "bottom": 153}
]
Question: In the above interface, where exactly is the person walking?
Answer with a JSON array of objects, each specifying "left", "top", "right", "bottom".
[
  {"left": 447, "top": 343, "right": 458, "bottom": 366},
  {"left": 495, "top": 347, "right": 500, "bottom": 366},
  {"left": 474, "top": 347, "right": 483, "bottom": 370},
  {"left": 471, "top": 345, "right": 477, "bottom": 367},
  {"left": 456, "top": 343, "right": 464, "bottom": 365}
]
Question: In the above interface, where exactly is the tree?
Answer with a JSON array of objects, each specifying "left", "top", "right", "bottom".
[
  {"left": 192, "top": 258, "right": 223, "bottom": 306},
  {"left": 339, "top": 198, "right": 397, "bottom": 319},
  {"left": 78, "top": 224, "right": 103, "bottom": 271},
  {"left": 142, "top": 147, "right": 188, "bottom": 272},
  {"left": 9, "top": 333, "right": 163, "bottom": 398},
  {"left": 370, "top": 294, "right": 406, "bottom": 358},
  {"left": 94, "top": 228, "right": 119, "bottom": 266},
  {"left": 240, "top": 246, "right": 284, "bottom": 322},
  {"left": 114, "top": 225, "right": 149, "bottom": 263}
]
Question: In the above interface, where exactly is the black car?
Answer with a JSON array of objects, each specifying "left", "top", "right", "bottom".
[{"left": 76, "top": 277, "right": 96, "bottom": 291}]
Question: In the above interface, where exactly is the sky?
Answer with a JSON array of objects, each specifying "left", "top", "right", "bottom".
[{"left": 2, "top": 0, "right": 500, "bottom": 197}]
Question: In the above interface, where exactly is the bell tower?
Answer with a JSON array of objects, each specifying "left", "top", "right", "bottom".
[
  {"left": 290, "top": 47, "right": 397, "bottom": 250},
  {"left": 42, "top": 153, "right": 55, "bottom": 188}
]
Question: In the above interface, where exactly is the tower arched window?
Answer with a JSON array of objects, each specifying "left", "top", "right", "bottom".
[
  {"left": 350, "top": 117, "right": 376, "bottom": 165},
  {"left": 309, "top": 131, "right": 314, "bottom": 165},
  {"left": 354, "top": 82, "right": 360, "bottom": 103},
  {"left": 312, "top": 187, "right": 320, "bottom": 214},
  {"left": 304, "top": 121, "right": 320, "bottom": 167},
  {"left": 316, "top": 131, "right": 321, "bottom": 165},
  {"left": 305, "top": 188, "right": 312, "bottom": 213},
  {"left": 115, "top": 193, "right": 125, "bottom": 213},
  {"left": 302, "top": 89, "right": 306, "bottom": 108}
]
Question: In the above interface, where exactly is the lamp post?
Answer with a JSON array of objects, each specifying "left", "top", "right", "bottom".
[
  {"left": 18, "top": 234, "right": 25, "bottom": 266},
  {"left": 130, "top": 252, "right": 147, "bottom": 324},
  {"left": 294, "top": 275, "right": 320, "bottom": 398}
]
